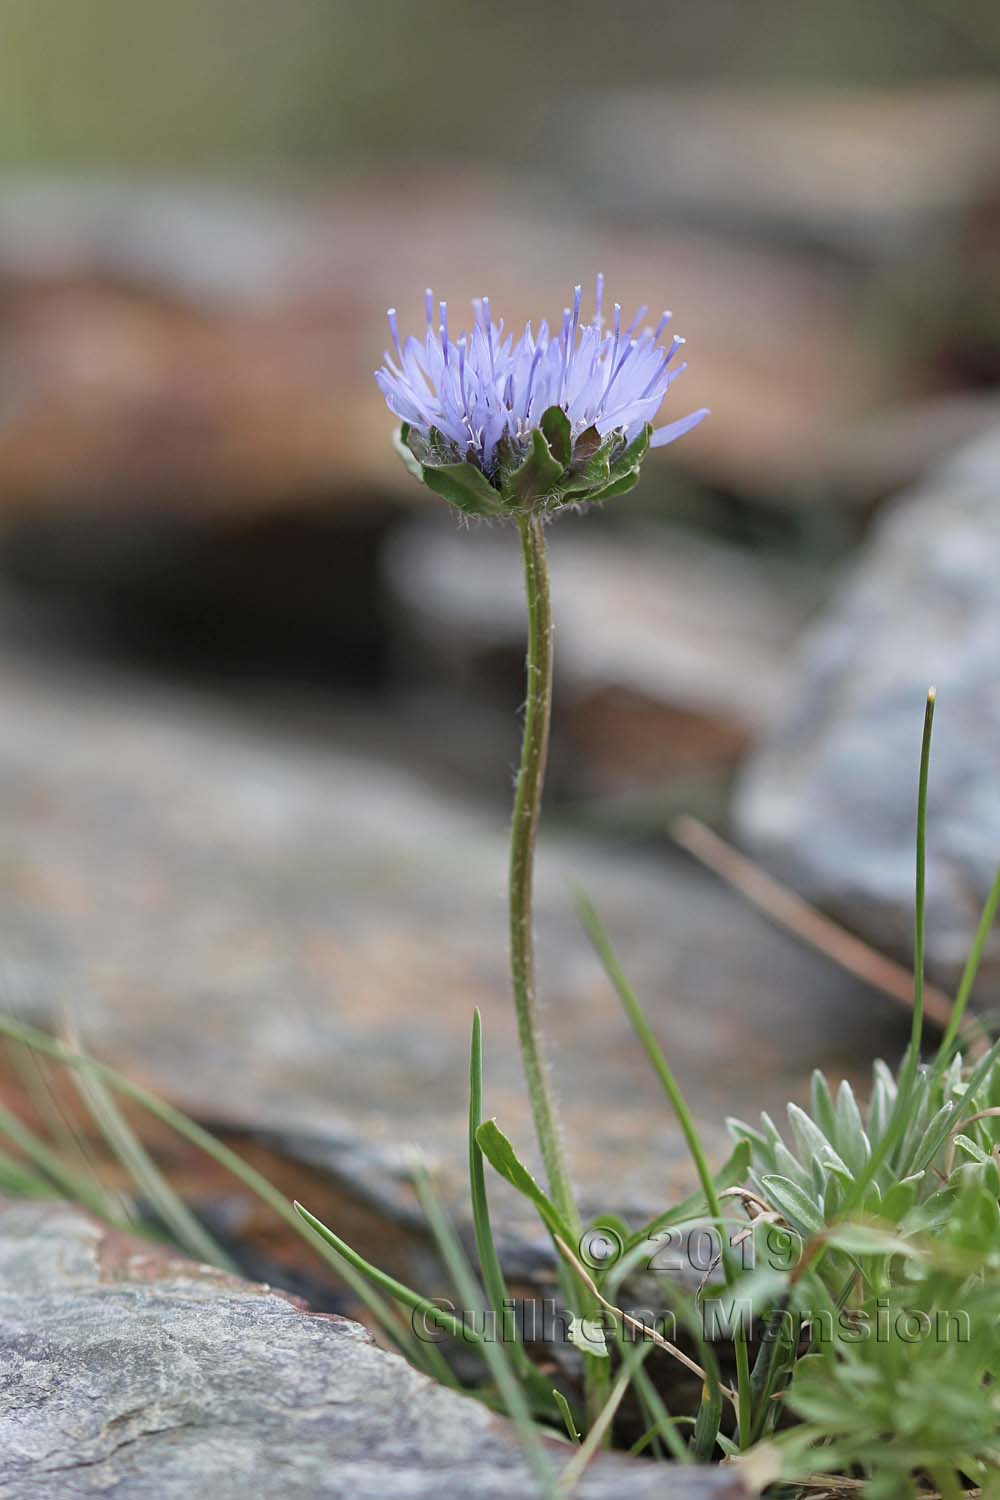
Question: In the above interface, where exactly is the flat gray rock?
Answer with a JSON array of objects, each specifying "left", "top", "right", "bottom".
[
  {"left": 737, "top": 426, "right": 1000, "bottom": 994},
  {"left": 0, "top": 1200, "right": 746, "bottom": 1498}
]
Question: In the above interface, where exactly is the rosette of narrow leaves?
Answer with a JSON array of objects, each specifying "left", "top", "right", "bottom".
[
  {"left": 727, "top": 1052, "right": 979, "bottom": 1246},
  {"left": 783, "top": 1158, "right": 1000, "bottom": 1498},
  {"left": 720, "top": 1045, "right": 1000, "bottom": 1473},
  {"left": 394, "top": 408, "right": 654, "bottom": 518}
]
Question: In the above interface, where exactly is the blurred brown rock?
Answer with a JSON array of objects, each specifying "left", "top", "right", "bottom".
[
  {"left": 1, "top": 154, "right": 995, "bottom": 669},
  {"left": 0, "top": 272, "right": 374, "bottom": 519},
  {"left": 0, "top": 170, "right": 922, "bottom": 531}
]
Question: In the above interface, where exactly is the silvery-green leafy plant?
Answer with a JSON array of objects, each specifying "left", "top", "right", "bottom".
[{"left": 782, "top": 1154, "right": 1000, "bottom": 1500}]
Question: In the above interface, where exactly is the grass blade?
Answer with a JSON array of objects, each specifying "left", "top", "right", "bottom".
[
  {"left": 295, "top": 1200, "right": 486, "bottom": 1347},
  {"left": 616, "top": 1334, "right": 690, "bottom": 1464},
  {"left": 936, "top": 866, "right": 1000, "bottom": 1066},
  {"left": 553, "top": 1388, "right": 581, "bottom": 1444},
  {"left": 0, "top": 1013, "right": 429, "bottom": 1370},
  {"left": 409, "top": 1160, "right": 556, "bottom": 1496},
  {"left": 3, "top": 1040, "right": 107, "bottom": 1180},
  {"left": 909, "top": 686, "right": 936, "bottom": 1067},
  {"left": 67, "top": 1028, "right": 237, "bottom": 1272},
  {"left": 573, "top": 889, "right": 724, "bottom": 1241},
  {"left": 692, "top": 1370, "right": 723, "bottom": 1461},
  {"left": 556, "top": 1362, "right": 632, "bottom": 1494},
  {"left": 574, "top": 886, "right": 752, "bottom": 1445},
  {"left": 0, "top": 1147, "right": 58, "bottom": 1197},
  {"left": 469, "top": 1009, "right": 532, "bottom": 1381},
  {"left": 0, "top": 1098, "right": 121, "bottom": 1222},
  {"left": 842, "top": 689, "right": 936, "bottom": 1212}
]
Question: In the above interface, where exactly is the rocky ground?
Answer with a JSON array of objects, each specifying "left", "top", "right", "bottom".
[{"left": 0, "top": 1200, "right": 749, "bottom": 1498}]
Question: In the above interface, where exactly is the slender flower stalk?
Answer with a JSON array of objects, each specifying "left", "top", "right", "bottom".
[
  {"left": 509, "top": 514, "right": 578, "bottom": 1236},
  {"left": 510, "top": 516, "right": 612, "bottom": 1432}
]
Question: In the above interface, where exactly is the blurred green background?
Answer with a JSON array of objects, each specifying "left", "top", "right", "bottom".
[{"left": 2, "top": 1, "right": 999, "bottom": 169}]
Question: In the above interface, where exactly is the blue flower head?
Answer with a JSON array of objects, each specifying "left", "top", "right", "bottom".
[{"left": 375, "top": 275, "right": 708, "bottom": 517}]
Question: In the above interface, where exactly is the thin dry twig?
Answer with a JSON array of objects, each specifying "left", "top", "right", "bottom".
[
  {"left": 552, "top": 1233, "right": 740, "bottom": 1411},
  {"left": 718, "top": 1185, "right": 776, "bottom": 1218},
  {"left": 789, "top": 1477, "right": 971, "bottom": 1500},
  {"left": 787, "top": 1479, "right": 872, "bottom": 1494},
  {"left": 672, "top": 816, "right": 988, "bottom": 1056},
  {"left": 944, "top": 1106, "right": 1000, "bottom": 1176}
]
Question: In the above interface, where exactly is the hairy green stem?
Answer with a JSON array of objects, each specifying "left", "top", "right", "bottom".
[
  {"left": 511, "top": 516, "right": 610, "bottom": 1429},
  {"left": 509, "top": 515, "right": 578, "bottom": 1238}
]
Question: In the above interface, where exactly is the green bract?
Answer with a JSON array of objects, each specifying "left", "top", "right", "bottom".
[{"left": 394, "top": 408, "right": 653, "bottom": 518}]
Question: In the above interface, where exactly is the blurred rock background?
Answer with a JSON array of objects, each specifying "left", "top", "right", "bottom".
[{"left": 1, "top": 0, "right": 999, "bottom": 1288}]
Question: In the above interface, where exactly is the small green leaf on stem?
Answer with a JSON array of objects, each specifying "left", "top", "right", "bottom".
[
  {"left": 552, "top": 1389, "right": 581, "bottom": 1444},
  {"left": 475, "top": 1119, "right": 574, "bottom": 1247}
]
